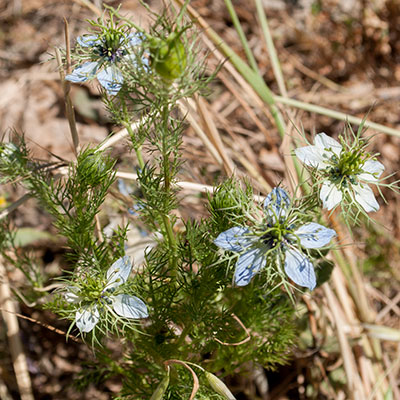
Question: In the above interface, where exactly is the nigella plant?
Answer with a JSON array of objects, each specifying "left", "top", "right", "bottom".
[
  {"left": 65, "top": 17, "right": 146, "bottom": 95},
  {"left": 64, "top": 256, "right": 148, "bottom": 333},
  {"left": 214, "top": 188, "right": 336, "bottom": 291},
  {"left": 295, "top": 132, "right": 385, "bottom": 214}
]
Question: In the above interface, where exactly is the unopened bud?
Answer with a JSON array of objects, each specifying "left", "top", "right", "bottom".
[
  {"left": 77, "top": 150, "right": 109, "bottom": 187},
  {"left": 150, "top": 32, "right": 187, "bottom": 82},
  {"left": 150, "top": 373, "right": 170, "bottom": 400},
  {"left": 205, "top": 371, "right": 236, "bottom": 400}
]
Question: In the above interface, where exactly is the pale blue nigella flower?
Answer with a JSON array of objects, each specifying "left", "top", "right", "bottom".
[
  {"left": 65, "top": 256, "right": 148, "bottom": 333},
  {"left": 295, "top": 133, "right": 385, "bottom": 212},
  {"left": 214, "top": 188, "right": 336, "bottom": 290},
  {"left": 66, "top": 33, "right": 146, "bottom": 95}
]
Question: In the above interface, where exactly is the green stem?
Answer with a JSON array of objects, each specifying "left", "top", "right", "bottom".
[
  {"left": 160, "top": 106, "right": 178, "bottom": 270},
  {"left": 125, "top": 123, "right": 145, "bottom": 170},
  {"left": 134, "top": 146, "right": 145, "bottom": 170},
  {"left": 275, "top": 95, "right": 400, "bottom": 138},
  {"left": 175, "top": 323, "right": 191, "bottom": 347},
  {"left": 254, "top": 0, "right": 287, "bottom": 96},
  {"left": 162, "top": 214, "right": 177, "bottom": 254},
  {"left": 223, "top": 0, "right": 260, "bottom": 73}
]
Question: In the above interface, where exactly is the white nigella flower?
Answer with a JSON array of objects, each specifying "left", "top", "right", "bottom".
[
  {"left": 66, "top": 32, "right": 146, "bottom": 95},
  {"left": 65, "top": 256, "right": 148, "bottom": 333},
  {"left": 214, "top": 188, "right": 336, "bottom": 290},
  {"left": 295, "top": 132, "right": 385, "bottom": 212}
]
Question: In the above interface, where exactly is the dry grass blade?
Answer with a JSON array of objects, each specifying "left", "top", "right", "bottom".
[
  {"left": 323, "top": 283, "right": 367, "bottom": 399},
  {"left": 71, "top": 0, "right": 102, "bottom": 16},
  {"left": 178, "top": 99, "right": 223, "bottom": 165},
  {"left": 193, "top": 96, "right": 235, "bottom": 175}
]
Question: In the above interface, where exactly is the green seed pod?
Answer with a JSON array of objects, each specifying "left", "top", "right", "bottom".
[
  {"left": 150, "top": 32, "right": 187, "bottom": 82},
  {"left": 149, "top": 373, "right": 170, "bottom": 400},
  {"left": 205, "top": 371, "right": 236, "bottom": 400}
]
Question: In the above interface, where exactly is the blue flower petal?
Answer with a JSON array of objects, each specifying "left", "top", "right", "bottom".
[
  {"left": 117, "top": 178, "right": 132, "bottom": 196},
  {"left": 97, "top": 65, "right": 123, "bottom": 95},
  {"left": 284, "top": 248, "right": 316, "bottom": 290},
  {"left": 112, "top": 294, "right": 148, "bottom": 319},
  {"left": 235, "top": 246, "right": 266, "bottom": 286},
  {"left": 65, "top": 61, "right": 100, "bottom": 83},
  {"left": 106, "top": 256, "right": 132, "bottom": 290},
  {"left": 294, "top": 222, "right": 336, "bottom": 249},
  {"left": 77, "top": 34, "right": 101, "bottom": 47},
  {"left": 128, "top": 32, "right": 145, "bottom": 46},
  {"left": 264, "top": 187, "right": 291, "bottom": 221},
  {"left": 214, "top": 226, "right": 253, "bottom": 252}
]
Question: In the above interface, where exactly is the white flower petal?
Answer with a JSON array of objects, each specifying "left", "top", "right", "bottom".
[
  {"left": 294, "top": 222, "right": 336, "bottom": 249},
  {"left": 106, "top": 256, "right": 132, "bottom": 290},
  {"left": 315, "top": 133, "right": 342, "bottom": 157},
  {"left": 284, "top": 248, "right": 316, "bottom": 290},
  {"left": 214, "top": 226, "right": 253, "bottom": 252},
  {"left": 75, "top": 305, "right": 100, "bottom": 333},
  {"left": 264, "top": 187, "right": 291, "bottom": 221},
  {"left": 65, "top": 61, "right": 100, "bottom": 83},
  {"left": 353, "top": 184, "right": 379, "bottom": 212},
  {"left": 320, "top": 181, "right": 342, "bottom": 210},
  {"left": 358, "top": 160, "right": 385, "bottom": 182},
  {"left": 97, "top": 65, "right": 123, "bottom": 95},
  {"left": 295, "top": 145, "right": 326, "bottom": 169},
  {"left": 65, "top": 287, "right": 80, "bottom": 303},
  {"left": 112, "top": 294, "right": 148, "bottom": 319},
  {"left": 234, "top": 247, "right": 266, "bottom": 287},
  {"left": 77, "top": 34, "right": 101, "bottom": 47}
]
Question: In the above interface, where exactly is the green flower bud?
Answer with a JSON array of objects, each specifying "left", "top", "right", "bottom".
[
  {"left": 205, "top": 371, "right": 236, "bottom": 400},
  {"left": 76, "top": 150, "right": 109, "bottom": 187},
  {"left": 150, "top": 373, "right": 170, "bottom": 400},
  {"left": 150, "top": 32, "right": 187, "bottom": 82},
  {"left": 1, "top": 143, "right": 23, "bottom": 165}
]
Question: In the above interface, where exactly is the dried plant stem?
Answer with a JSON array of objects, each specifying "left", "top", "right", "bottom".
[
  {"left": 0, "top": 193, "right": 31, "bottom": 221},
  {"left": 97, "top": 116, "right": 147, "bottom": 152},
  {"left": 0, "top": 260, "right": 34, "bottom": 400},
  {"left": 114, "top": 171, "right": 265, "bottom": 202},
  {"left": 164, "top": 360, "right": 199, "bottom": 400},
  {"left": 55, "top": 47, "right": 80, "bottom": 156}
]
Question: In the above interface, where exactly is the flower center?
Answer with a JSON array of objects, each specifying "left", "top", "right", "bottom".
[
  {"left": 261, "top": 224, "right": 291, "bottom": 249},
  {"left": 95, "top": 32, "right": 127, "bottom": 63},
  {"left": 327, "top": 150, "right": 365, "bottom": 187}
]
